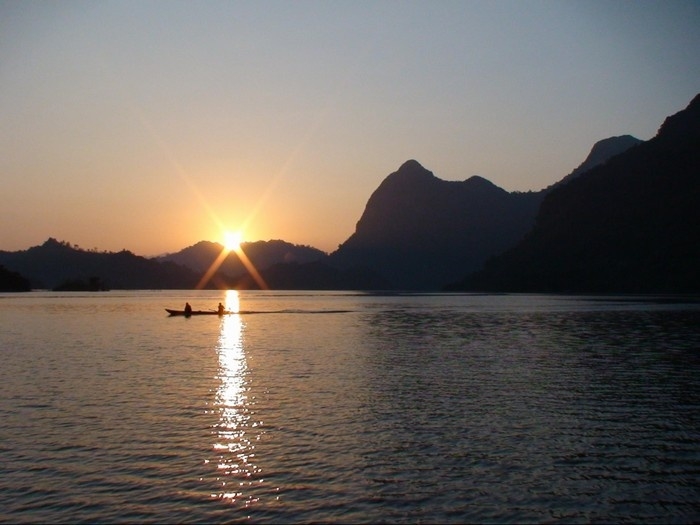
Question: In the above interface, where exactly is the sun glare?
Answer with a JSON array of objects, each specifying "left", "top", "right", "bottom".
[{"left": 223, "top": 231, "right": 243, "bottom": 252}]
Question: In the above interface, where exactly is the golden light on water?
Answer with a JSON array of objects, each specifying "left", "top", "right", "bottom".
[
  {"left": 225, "top": 289, "right": 240, "bottom": 313},
  {"left": 211, "top": 290, "right": 262, "bottom": 504}
]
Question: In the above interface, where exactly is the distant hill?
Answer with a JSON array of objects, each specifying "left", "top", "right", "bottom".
[
  {"left": 157, "top": 239, "right": 326, "bottom": 275},
  {"left": 0, "top": 238, "right": 200, "bottom": 289},
  {"left": 0, "top": 237, "right": 384, "bottom": 291},
  {"left": 156, "top": 239, "right": 387, "bottom": 290},
  {"left": 450, "top": 93, "right": 700, "bottom": 293}
]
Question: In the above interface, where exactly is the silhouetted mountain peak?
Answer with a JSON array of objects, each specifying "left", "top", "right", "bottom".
[
  {"left": 19, "top": 237, "right": 95, "bottom": 257},
  {"left": 464, "top": 174, "right": 489, "bottom": 183},
  {"left": 171, "top": 240, "right": 222, "bottom": 256},
  {"left": 553, "top": 135, "right": 642, "bottom": 188},
  {"left": 398, "top": 159, "right": 428, "bottom": 172},
  {"left": 40, "top": 237, "right": 71, "bottom": 251},
  {"left": 388, "top": 159, "right": 437, "bottom": 184},
  {"left": 43, "top": 237, "right": 62, "bottom": 248},
  {"left": 384, "top": 161, "right": 503, "bottom": 196},
  {"left": 464, "top": 175, "right": 503, "bottom": 192},
  {"left": 191, "top": 240, "right": 221, "bottom": 250},
  {"left": 655, "top": 93, "right": 700, "bottom": 144},
  {"left": 584, "top": 135, "right": 642, "bottom": 167}
]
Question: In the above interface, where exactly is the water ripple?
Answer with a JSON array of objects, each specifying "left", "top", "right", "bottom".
[{"left": 1, "top": 292, "right": 699, "bottom": 523}]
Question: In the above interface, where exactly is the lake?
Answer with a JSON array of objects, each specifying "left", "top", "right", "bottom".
[{"left": 1, "top": 291, "right": 699, "bottom": 523}]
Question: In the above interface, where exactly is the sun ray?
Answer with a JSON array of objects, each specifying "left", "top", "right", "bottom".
[
  {"left": 197, "top": 238, "right": 268, "bottom": 290},
  {"left": 102, "top": 61, "right": 229, "bottom": 241},
  {"left": 196, "top": 248, "right": 230, "bottom": 290},
  {"left": 234, "top": 245, "right": 268, "bottom": 290}
]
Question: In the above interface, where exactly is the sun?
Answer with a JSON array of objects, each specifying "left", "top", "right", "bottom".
[{"left": 223, "top": 230, "right": 243, "bottom": 252}]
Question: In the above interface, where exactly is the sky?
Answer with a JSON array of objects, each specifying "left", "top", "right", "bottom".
[{"left": 1, "top": 0, "right": 699, "bottom": 255}]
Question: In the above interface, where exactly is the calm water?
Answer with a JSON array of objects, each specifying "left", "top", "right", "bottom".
[{"left": 1, "top": 291, "right": 699, "bottom": 523}]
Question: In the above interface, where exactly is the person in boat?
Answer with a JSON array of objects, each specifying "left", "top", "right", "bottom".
[
  {"left": 217, "top": 302, "right": 224, "bottom": 315},
  {"left": 184, "top": 302, "right": 192, "bottom": 315}
]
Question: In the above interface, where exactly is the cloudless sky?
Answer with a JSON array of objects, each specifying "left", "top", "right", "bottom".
[{"left": 1, "top": 0, "right": 698, "bottom": 255}]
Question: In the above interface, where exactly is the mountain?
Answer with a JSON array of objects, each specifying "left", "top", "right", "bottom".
[
  {"left": 330, "top": 160, "right": 544, "bottom": 289},
  {"left": 0, "top": 124, "right": 650, "bottom": 292},
  {"left": 330, "top": 135, "right": 642, "bottom": 290},
  {"left": 157, "top": 239, "right": 326, "bottom": 275},
  {"left": 451, "top": 93, "right": 700, "bottom": 293},
  {"left": 0, "top": 238, "right": 200, "bottom": 289},
  {"left": 550, "top": 135, "right": 642, "bottom": 188},
  {"left": 330, "top": 171, "right": 494, "bottom": 287},
  {"left": 156, "top": 239, "right": 386, "bottom": 289},
  {"left": 0, "top": 237, "right": 384, "bottom": 291}
]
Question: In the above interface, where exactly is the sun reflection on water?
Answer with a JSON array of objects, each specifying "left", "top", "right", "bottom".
[{"left": 210, "top": 290, "right": 262, "bottom": 505}]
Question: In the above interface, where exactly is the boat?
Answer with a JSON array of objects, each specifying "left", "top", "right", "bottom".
[{"left": 165, "top": 308, "right": 232, "bottom": 316}]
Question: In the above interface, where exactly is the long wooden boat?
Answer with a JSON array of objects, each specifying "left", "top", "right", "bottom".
[{"left": 165, "top": 308, "right": 231, "bottom": 316}]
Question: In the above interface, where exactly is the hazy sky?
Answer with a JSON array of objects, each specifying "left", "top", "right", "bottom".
[{"left": 2, "top": 1, "right": 698, "bottom": 255}]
